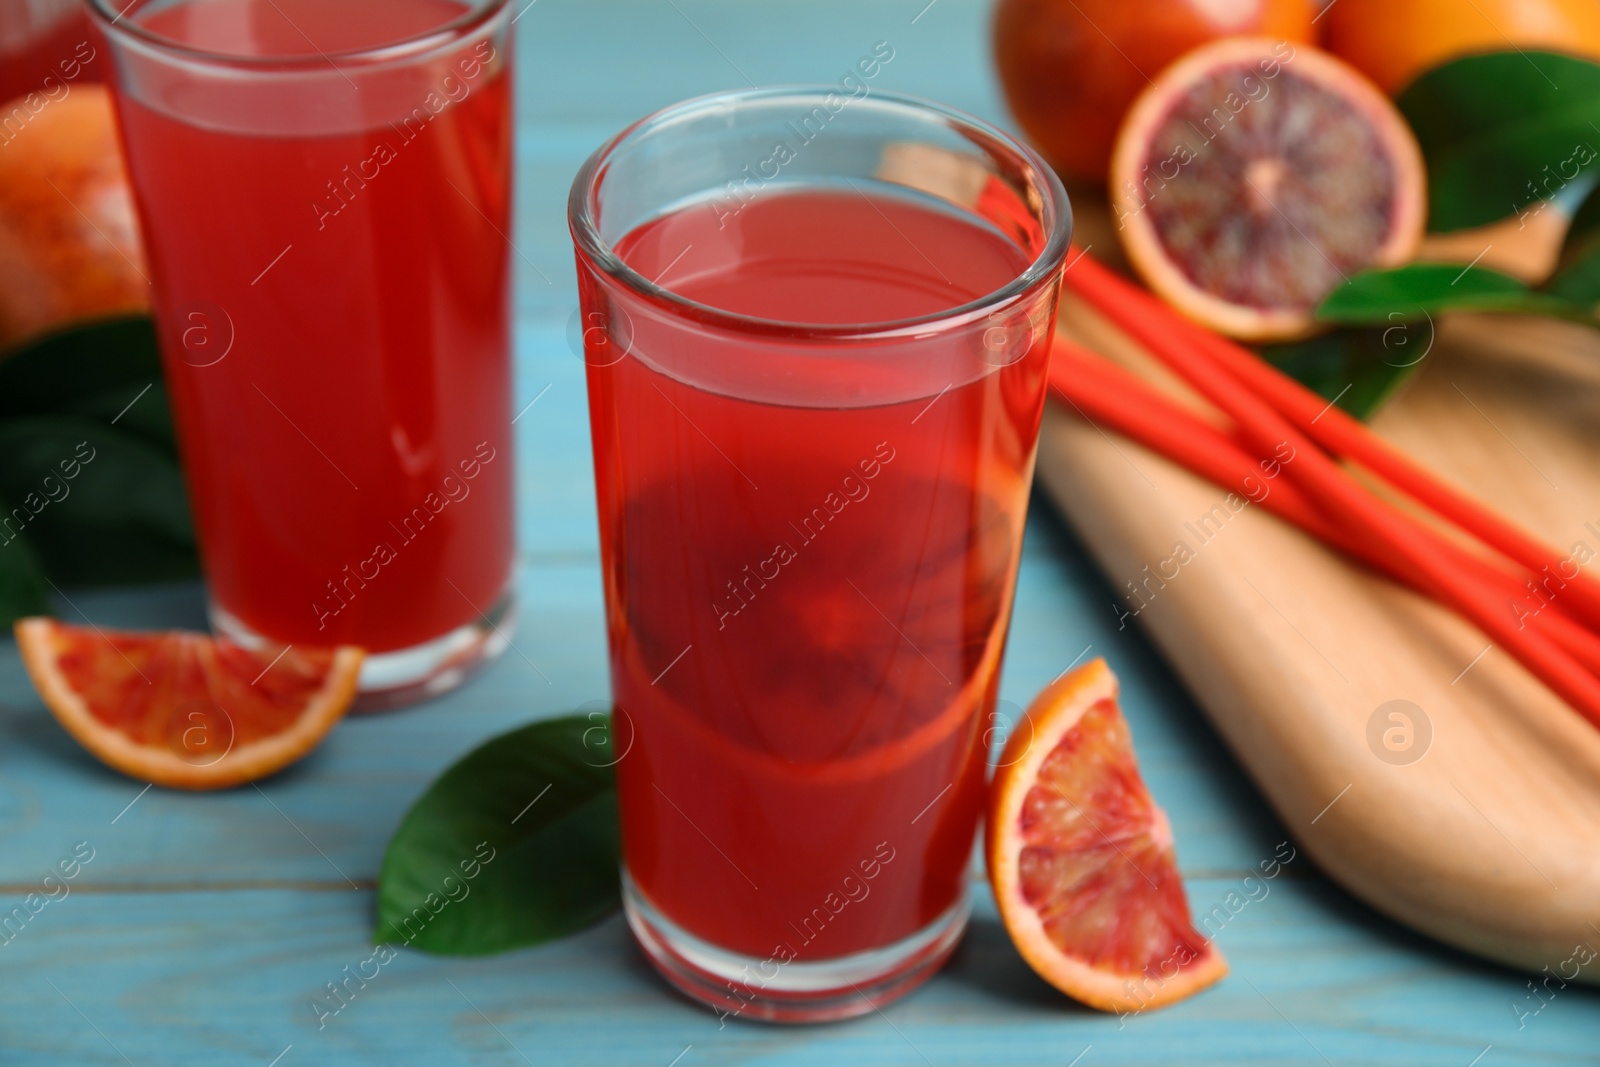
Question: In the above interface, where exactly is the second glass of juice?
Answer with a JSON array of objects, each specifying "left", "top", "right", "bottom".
[
  {"left": 570, "top": 87, "right": 1071, "bottom": 1021},
  {"left": 90, "top": 0, "right": 517, "bottom": 707}
]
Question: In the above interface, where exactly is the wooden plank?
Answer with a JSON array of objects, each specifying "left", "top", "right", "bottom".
[
  {"left": 3, "top": 878, "right": 1595, "bottom": 1065},
  {"left": 512, "top": 322, "right": 606, "bottom": 558}
]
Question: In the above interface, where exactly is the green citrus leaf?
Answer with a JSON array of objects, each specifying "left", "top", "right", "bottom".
[
  {"left": 1396, "top": 51, "right": 1600, "bottom": 232},
  {"left": 375, "top": 713, "right": 621, "bottom": 955},
  {"left": 0, "top": 317, "right": 176, "bottom": 455},
  {"left": 0, "top": 417, "right": 197, "bottom": 586},
  {"left": 1316, "top": 263, "right": 1586, "bottom": 325},
  {"left": 1547, "top": 181, "right": 1600, "bottom": 307},
  {"left": 0, "top": 495, "right": 52, "bottom": 626},
  {"left": 1260, "top": 327, "right": 1426, "bottom": 421}
]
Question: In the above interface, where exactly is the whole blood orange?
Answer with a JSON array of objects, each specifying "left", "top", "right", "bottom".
[
  {"left": 0, "top": 85, "right": 148, "bottom": 349},
  {"left": 1324, "top": 0, "right": 1600, "bottom": 95},
  {"left": 15, "top": 618, "right": 363, "bottom": 790},
  {"left": 992, "top": 0, "right": 1317, "bottom": 183},
  {"left": 1110, "top": 38, "right": 1426, "bottom": 341},
  {"left": 987, "top": 658, "right": 1227, "bottom": 1013}
]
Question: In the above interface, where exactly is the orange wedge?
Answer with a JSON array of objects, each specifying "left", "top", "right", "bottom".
[
  {"left": 15, "top": 618, "right": 362, "bottom": 790},
  {"left": 987, "top": 658, "right": 1227, "bottom": 1014}
]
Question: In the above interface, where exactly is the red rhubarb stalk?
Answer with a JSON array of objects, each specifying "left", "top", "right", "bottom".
[{"left": 1062, "top": 249, "right": 1600, "bottom": 633}]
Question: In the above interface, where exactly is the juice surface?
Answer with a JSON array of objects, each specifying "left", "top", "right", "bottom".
[
  {"left": 112, "top": 0, "right": 515, "bottom": 652},
  {"left": 593, "top": 188, "right": 1051, "bottom": 960},
  {"left": 136, "top": 0, "right": 469, "bottom": 57}
]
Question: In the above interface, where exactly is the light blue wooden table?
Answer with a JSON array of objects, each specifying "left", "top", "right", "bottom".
[{"left": 4, "top": 1, "right": 1598, "bottom": 1063}]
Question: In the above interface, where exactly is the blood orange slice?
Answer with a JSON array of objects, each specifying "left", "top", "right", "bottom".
[
  {"left": 15, "top": 618, "right": 362, "bottom": 790},
  {"left": 1110, "top": 38, "right": 1426, "bottom": 342},
  {"left": 987, "top": 658, "right": 1226, "bottom": 1013}
]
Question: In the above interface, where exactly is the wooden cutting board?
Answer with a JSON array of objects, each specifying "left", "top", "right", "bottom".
[{"left": 1037, "top": 258, "right": 1600, "bottom": 981}]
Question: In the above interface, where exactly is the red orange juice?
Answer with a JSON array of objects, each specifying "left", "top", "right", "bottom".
[{"left": 600, "top": 188, "right": 1043, "bottom": 957}]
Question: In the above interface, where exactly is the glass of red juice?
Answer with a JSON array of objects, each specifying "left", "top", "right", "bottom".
[
  {"left": 88, "top": 0, "right": 518, "bottom": 707},
  {"left": 570, "top": 87, "right": 1071, "bottom": 1021}
]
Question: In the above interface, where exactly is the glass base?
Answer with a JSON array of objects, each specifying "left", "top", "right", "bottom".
[
  {"left": 210, "top": 588, "right": 516, "bottom": 712},
  {"left": 622, "top": 869, "right": 968, "bottom": 1024}
]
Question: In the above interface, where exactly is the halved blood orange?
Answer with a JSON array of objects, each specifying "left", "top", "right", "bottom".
[
  {"left": 1110, "top": 38, "right": 1426, "bottom": 342},
  {"left": 15, "top": 618, "right": 362, "bottom": 790},
  {"left": 987, "top": 658, "right": 1226, "bottom": 1013}
]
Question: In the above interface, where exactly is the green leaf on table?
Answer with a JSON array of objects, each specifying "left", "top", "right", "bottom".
[
  {"left": 1396, "top": 51, "right": 1600, "bottom": 232},
  {"left": 1315, "top": 263, "right": 1585, "bottom": 325},
  {"left": 0, "top": 316, "right": 176, "bottom": 455},
  {"left": 1261, "top": 327, "right": 1425, "bottom": 420},
  {"left": 376, "top": 713, "right": 621, "bottom": 955},
  {"left": 0, "top": 495, "right": 51, "bottom": 626},
  {"left": 0, "top": 416, "right": 197, "bottom": 586},
  {"left": 1547, "top": 181, "right": 1600, "bottom": 306}
]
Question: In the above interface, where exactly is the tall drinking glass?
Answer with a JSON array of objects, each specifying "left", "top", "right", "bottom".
[
  {"left": 90, "top": 0, "right": 517, "bottom": 707},
  {"left": 570, "top": 87, "right": 1071, "bottom": 1021}
]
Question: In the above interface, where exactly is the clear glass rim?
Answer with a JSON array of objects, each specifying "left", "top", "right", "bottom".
[
  {"left": 567, "top": 86, "right": 1072, "bottom": 341},
  {"left": 86, "top": 0, "right": 513, "bottom": 71}
]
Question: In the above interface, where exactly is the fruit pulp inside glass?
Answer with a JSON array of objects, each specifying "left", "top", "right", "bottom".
[
  {"left": 591, "top": 187, "right": 1051, "bottom": 960},
  {"left": 111, "top": 0, "right": 515, "bottom": 653}
]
